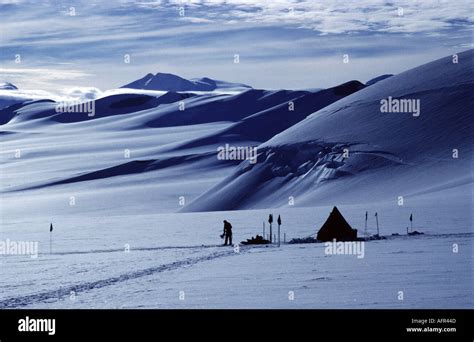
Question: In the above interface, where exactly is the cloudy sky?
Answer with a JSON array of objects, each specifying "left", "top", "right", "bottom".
[{"left": 0, "top": 0, "right": 472, "bottom": 91}]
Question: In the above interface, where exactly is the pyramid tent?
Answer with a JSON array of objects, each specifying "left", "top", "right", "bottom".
[{"left": 316, "top": 206, "right": 357, "bottom": 241}]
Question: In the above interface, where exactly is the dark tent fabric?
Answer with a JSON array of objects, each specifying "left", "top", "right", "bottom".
[{"left": 316, "top": 206, "right": 357, "bottom": 241}]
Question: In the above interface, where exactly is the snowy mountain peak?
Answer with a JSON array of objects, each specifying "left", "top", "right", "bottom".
[
  {"left": 152, "top": 72, "right": 187, "bottom": 84},
  {"left": 121, "top": 73, "right": 251, "bottom": 92},
  {"left": 0, "top": 82, "right": 18, "bottom": 90}
]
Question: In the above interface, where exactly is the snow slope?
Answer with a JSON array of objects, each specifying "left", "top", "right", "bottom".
[
  {"left": 183, "top": 50, "right": 474, "bottom": 211},
  {"left": 0, "top": 79, "right": 365, "bottom": 219},
  {"left": 366, "top": 74, "right": 393, "bottom": 86},
  {"left": 169, "top": 81, "right": 365, "bottom": 151}
]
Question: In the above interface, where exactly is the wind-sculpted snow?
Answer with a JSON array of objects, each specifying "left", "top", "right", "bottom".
[
  {"left": 182, "top": 50, "right": 474, "bottom": 211},
  {"left": 172, "top": 81, "right": 365, "bottom": 150},
  {"left": 3, "top": 92, "right": 195, "bottom": 125},
  {"left": 140, "top": 89, "right": 313, "bottom": 128},
  {"left": 181, "top": 142, "right": 406, "bottom": 211},
  {"left": 7, "top": 153, "right": 232, "bottom": 192},
  {"left": 1, "top": 88, "right": 312, "bottom": 128}
]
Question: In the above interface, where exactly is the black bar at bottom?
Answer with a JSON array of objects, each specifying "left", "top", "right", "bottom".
[{"left": 0, "top": 309, "right": 472, "bottom": 340}]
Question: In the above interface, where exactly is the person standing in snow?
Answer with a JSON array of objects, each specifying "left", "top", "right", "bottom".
[{"left": 222, "top": 220, "right": 233, "bottom": 246}]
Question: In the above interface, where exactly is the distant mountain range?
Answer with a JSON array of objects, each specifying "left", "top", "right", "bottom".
[
  {"left": 0, "top": 51, "right": 471, "bottom": 216},
  {"left": 0, "top": 82, "right": 18, "bottom": 90},
  {"left": 121, "top": 72, "right": 252, "bottom": 92}
]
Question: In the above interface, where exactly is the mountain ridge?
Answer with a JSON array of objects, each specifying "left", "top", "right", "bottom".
[{"left": 121, "top": 72, "right": 251, "bottom": 92}]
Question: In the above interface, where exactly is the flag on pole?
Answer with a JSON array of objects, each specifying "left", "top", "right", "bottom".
[
  {"left": 409, "top": 214, "right": 413, "bottom": 222},
  {"left": 375, "top": 212, "right": 378, "bottom": 217},
  {"left": 365, "top": 211, "right": 368, "bottom": 220},
  {"left": 277, "top": 215, "right": 281, "bottom": 247},
  {"left": 49, "top": 222, "right": 53, "bottom": 254},
  {"left": 268, "top": 214, "right": 273, "bottom": 242}
]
